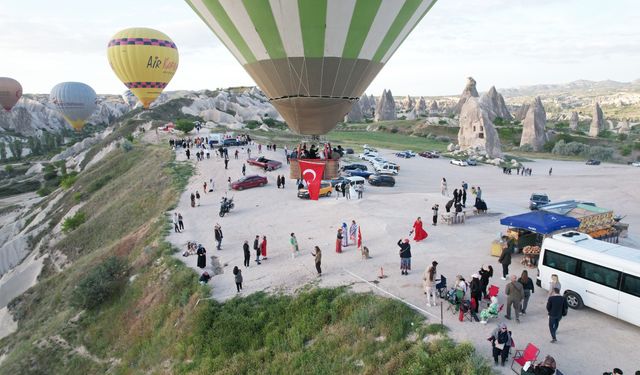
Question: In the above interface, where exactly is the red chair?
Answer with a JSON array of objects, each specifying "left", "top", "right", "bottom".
[
  {"left": 488, "top": 284, "right": 499, "bottom": 298},
  {"left": 511, "top": 343, "right": 540, "bottom": 374}
]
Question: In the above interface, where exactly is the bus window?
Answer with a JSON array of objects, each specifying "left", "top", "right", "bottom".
[
  {"left": 543, "top": 250, "right": 578, "bottom": 275},
  {"left": 579, "top": 261, "right": 620, "bottom": 289},
  {"left": 621, "top": 274, "right": 640, "bottom": 298}
]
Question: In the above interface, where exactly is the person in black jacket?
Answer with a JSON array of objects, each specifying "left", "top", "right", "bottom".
[
  {"left": 398, "top": 239, "right": 412, "bottom": 275},
  {"left": 546, "top": 287, "right": 568, "bottom": 343},
  {"left": 470, "top": 274, "right": 482, "bottom": 313},
  {"left": 479, "top": 264, "right": 493, "bottom": 299},
  {"left": 519, "top": 270, "right": 535, "bottom": 314},
  {"left": 243, "top": 240, "right": 250, "bottom": 267},
  {"left": 488, "top": 322, "right": 512, "bottom": 366},
  {"left": 498, "top": 236, "right": 512, "bottom": 280},
  {"left": 214, "top": 223, "right": 223, "bottom": 250},
  {"left": 253, "top": 235, "right": 261, "bottom": 264}
]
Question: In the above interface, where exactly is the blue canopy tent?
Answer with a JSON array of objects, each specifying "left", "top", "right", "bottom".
[{"left": 500, "top": 211, "right": 581, "bottom": 234}]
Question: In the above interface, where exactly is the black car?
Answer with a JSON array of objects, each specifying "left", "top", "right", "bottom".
[
  {"left": 368, "top": 174, "right": 395, "bottom": 187},
  {"left": 222, "top": 138, "right": 239, "bottom": 146},
  {"left": 529, "top": 193, "right": 550, "bottom": 210},
  {"left": 345, "top": 148, "right": 354, "bottom": 154},
  {"left": 586, "top": 159, "right": 601, "bottom": 165},
  {"left": 341, "top": 163, "right": 368, "bottom": 171}
]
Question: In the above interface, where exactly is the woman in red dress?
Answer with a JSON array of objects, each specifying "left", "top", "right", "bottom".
[
  {"left": 411, "top": 217, "right": 428, "bottom": 242},
  {"left": 336, "top": 228, "right": 343, "bottom": 253},
  {"left": 260, "top": 235, "right": 268, "bottom": 260}
]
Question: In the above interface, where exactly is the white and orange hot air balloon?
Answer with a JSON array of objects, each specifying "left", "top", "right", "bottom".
[{"left": 0, "top": 77, "right": 23, "bottom": 111}]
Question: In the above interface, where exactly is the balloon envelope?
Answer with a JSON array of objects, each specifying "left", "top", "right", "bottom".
[
  {"left": 50, "top": 82, "right": 97, "bottom": 131},
  {"left": 185, "top": 0, "right": 436, "bottom": 135},
  {"left": 107, "top": 27, "right": 179, "bottom": 109},
  {"left": 0, "top": 77, "right": 22, "bottom": 111}
]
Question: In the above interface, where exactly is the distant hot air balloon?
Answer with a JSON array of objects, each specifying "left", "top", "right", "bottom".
[
  {"left": 107, "top": 27, "right": 179, "bottom": 109},
  {"left": 50, "top": 82, "right": 98, "bottom": 131},
  {"left": 184, "top": 0, "right": 436, "bottom": 135},
  {"left": 0, "top": 77, "right": 23, "bottom": 111}
]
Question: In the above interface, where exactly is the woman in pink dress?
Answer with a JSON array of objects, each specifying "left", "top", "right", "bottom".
[
  {"left": 411, "top": 217, "right": 428, "bottom": 242},
  {"left": 260, "top": 235, "right": 268, "bottom": 260}
]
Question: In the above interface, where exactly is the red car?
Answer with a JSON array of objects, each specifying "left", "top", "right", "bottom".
[
  {"left": 419, "top": 151, "right": 440, "bottom": 158},
  {"left": 231, "top": 175, "right": 268, "bottom": 190},
  {"left": 247, "top": 156, "right": 282, "bottom": 171}
]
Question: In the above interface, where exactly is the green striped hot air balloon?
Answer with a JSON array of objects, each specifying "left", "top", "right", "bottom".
[{"left": 185, "top": 0, "right": 437, "bottom": 135}]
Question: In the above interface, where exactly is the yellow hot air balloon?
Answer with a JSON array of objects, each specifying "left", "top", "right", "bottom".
[{"left": 107, "top": 28, "right": 179, "bottom": 109}]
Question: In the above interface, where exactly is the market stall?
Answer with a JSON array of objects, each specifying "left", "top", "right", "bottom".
[
  {"left": 540, "top": 201, "right": 619, "bottom": 242},
  {"left": 498, "top": 211, "right": 581, "bottom": 267}
]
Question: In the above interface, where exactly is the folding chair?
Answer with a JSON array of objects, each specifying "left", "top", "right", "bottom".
[
  {"left": 435, "top": 275, "right": 448, "bottom": 298},
  {"left": 488, "top": 285, "right": 499, "bottom": 298},
  {"left": 464, "top": 297, "right": 480, "bottom": 322},
  {"left": 511, "top": 343, "right": 540, "bottom": 374}
]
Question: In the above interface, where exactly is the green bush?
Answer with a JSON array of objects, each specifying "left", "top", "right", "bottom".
[
  {"left": 121, "top": 139, "right": 133, "bottom": 152},
  {"left": 587, "top": 145, "right": 614, "bottom": 161},
  {"left": 175, "top": 119, "right": 195, "bottom": 134},
  {"left": 390, "top": 126, "right": 399, "bottom": 133},
  {"left": 71, "top": 256, "right": 128, "bottom": 310},
  {"left": 542, "top": 140, "right": 556, "bottom": 153},
  {"left": 493, "top": 117, "right": 506, "bottom": 126},
  {"left": 87, "top": 174, "right": 113, "bottom": 193},
  {"left": 245, "top": 120, "right": 260, "bottom": 129},
  {"left": 62, "top": 212, "right": 87, "bottom": 233},
  {"left": 435, "top": 136, "right": 450, "bottom": 143},
  {"left": 598, "top": 130, "right": 614, "bottom": 138},
  {"left": 617, "top": 133, "right": 628, "bottom": 142},
  {"left": 620, "top": 144, "right": 632, "bottom": 156},
  {"left": 73, "top": 192, "right": 85, "bottom": 202},
  {"left": 60, "top": 172, "right": 79, "bottom": 189},
  {"left": 518, "top": 144, "right": 534, "bottom": 152},
  {"left": 36, "top": 186, "right": 55, "bottom": 197},
  {"left": 438, "top": 119, "right": 447, "bottom": 125}
]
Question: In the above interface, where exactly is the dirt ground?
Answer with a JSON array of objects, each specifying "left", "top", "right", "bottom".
[{"left": 168, "top": 131, "right": 640, "bottom": 374}]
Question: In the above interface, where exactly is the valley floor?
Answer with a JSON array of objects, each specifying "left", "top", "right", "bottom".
[{"left": 167, "top": 128, "right": 640, "bottom": 374}]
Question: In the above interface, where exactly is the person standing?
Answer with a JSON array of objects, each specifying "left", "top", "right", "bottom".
[
  {"left": 411, "top": 217, "right": 428, "bottom": 241},
  {"left": 260, "top": 235, "right": 268, "bottom": 260},
  {"left": 214, "top": 224, "right": 223, "bottom": 250},
  {"left": 196, "top": 244, "right": 207, "bottom": 269},
  {"left": 335, "top": 228, "right": 343, "bottom": 253},
  {"left": 505, "top": 275, "right": 524, "bottom": 323},
  {"left": 281, "top": 175, "right": 285, "bottom": 189},
  {"left": 195, "top": 191, "right": 201, "bottom": 206},
  {"left": 190, "top": 193, "right": 196, "bottom": 208},
  {"left": 253, "top": 235, "right": 261, "bottom": 264},
  {"left": 398, "top": 239, "right": 412, "bottom": 275},
  {"left": 488, "top": 323, "right": 513, "bottom": 366},
  {"left": 356, "top": 183, "right": 363, "bottom": 199},
  {"left": 186, "top": 148, "right": 190, "bottom": 160},
  {"left": 290, "top": 232, "right": 299, "bottom": 259},
  {"left": 479, "top": 264, "right": 493, "bottom": 299},
  {"left": 432, "top": 204, "right": 439, "bottom": 226},
  {"left": 242, "top": 163, "right": 246, "bottom": 176},
  {"left": 342, "top": 222, "right": 349, "bottom": 247},
  {"left": 549, "top": 274, "right": 561, "bottom": 296},
  {"left": 349, "top": 220, "right": 358, "bottom": 245},
  {"left": 441, "top": 177, "right": 448, "bottom": 196},
  {"left": 243, "top": 240, "right": 251, "bottom": 267},
  {"left": 546, "top": 287, "right": 568, "bottom": 343},
  {"left": 311, "top": 246, "right": 322, "bottom": 276},
  {"left": 548, "top": 167, "right": 552, "bottom": 176},
  {"left": 423, "top": 261, "right": 438, "bottom": 307},
  {"left": 173, "top": 213, "right": 180, "bottom": 233},
  {"left": 498, "top": 236, "right": 512, "bottom": 280},
  {"left": 519, "top": 270, "right": 535, "bottom": 314},
  {"left": 224, "top": 157, "right": 229, "bottom": 170},
  {"left": 178, "top": 213, "right": 184, "bottom": 231},
  {"left": 476, "top": 186, "right": 482, "bottom": 200},
  {"left": 470, "top": 274, "right": 482, "bottom": 313},
  {"left": 462, "top": 188, "right": 467, "bottom": 207},
  {"left": 203, "top": 182, "right": 207, "bottom": 194},
  {"left": 233, "top": 266, "right": 243, "bottom": 292},
  {"left": 276, "top": 175, "right": 281, "bottom": 189},
  {"left": 453, "top": 188, "right": 460, "bottom": 204}
]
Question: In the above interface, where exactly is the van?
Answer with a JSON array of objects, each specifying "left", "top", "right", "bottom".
[{"left": 374, "top": 163, "right": 399, "bottom": 175}]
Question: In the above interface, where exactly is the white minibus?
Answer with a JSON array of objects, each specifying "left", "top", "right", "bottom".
[{"left": 537, "top": 231, "right": 640, "bottom": 327}]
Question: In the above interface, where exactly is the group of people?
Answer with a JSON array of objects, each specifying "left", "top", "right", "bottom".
[
  {"left": 335, "top": 221, "right": 360, "bottom": 254},
  {"left": 502, "top": 166, "right": 534, "bottom": 175},
  {"left": 334, "top": 181, "right": 364, "bottom": 199},
  {"left": 275, "top": 175, "right": 286, "bottom": 189}
]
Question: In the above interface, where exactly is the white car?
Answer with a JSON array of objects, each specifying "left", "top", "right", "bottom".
[
  {"left": 632, "top": 161, "right": 640, "bottom": 167},
  {"left": 450, "top": 159, "right": 469, "bottom": 166},
  {"left": 374, "top": 163, "right": 399, "bottom": 175},
  {"left": 359, "top": 152, "right": 377, "bottom": 161},
  {"left": 371, "top": 157, "right": 387, "bottom": 165},
  {"left": 346, "top": 176, "right": 366, "bottom": 185}
]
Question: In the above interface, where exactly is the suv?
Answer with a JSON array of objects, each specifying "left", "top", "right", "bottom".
[
  {"left": 368, "top": 174, "right": 395, "bottom": 187},
  {"left": 586, "top": 159, "right": 601, "bottom": 165},
  {"left": 529, "top": 193, "right": 550, "bottom": 210}
]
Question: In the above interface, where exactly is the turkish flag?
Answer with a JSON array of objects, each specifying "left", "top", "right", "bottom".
[{"left": 299, "top": 160, "right": 325, "bottom": 200}]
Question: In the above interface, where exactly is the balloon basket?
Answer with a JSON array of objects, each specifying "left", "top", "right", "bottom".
[{"left": 290, "top": 158, "right": 340, "bottom": 179}]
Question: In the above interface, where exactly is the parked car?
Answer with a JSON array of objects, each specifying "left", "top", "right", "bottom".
[
  {"left": 345, "top": 169, "right": 374, "bottom": 178},
  {"left": 465, "top": 159, "right": 478, "bottom": 166},
  {"left": 330, "top": 176, "right": 349, "bottom": 186},
  {"left": 359, "top": 152, "right": 378, "bottom": 161},
  {"left": 450, "top": 159, "right": 468, "bottom": 166},
  {"left": 529, "top": 193, "right": 550, "bottom": 210},
  {"left": 346, "top": 176, "right": 366, "bottom": 186},
  {"left": 363, "top": 145, "right": 377, "bottom": 152},
  {"left": 374, "top": 163, "right": 399, "bottom": 175},
  {"left": 586, "top": 159, "right": 601, "bottom": 165},
  {"left": 418, "top": 151, "right": 437, "bottom": 158},
  {"left": 345, "top": 148, "right": 354, "bottom": 154},
  {"left": 368, "top": 174, "right": 396, "bottom": 187},
  {"left": 341, "top": 163, "right": 368, "bottom": 171},
  {"left": 247, "top": 156, "right": 282, "bottom": 171},
  {"left": 231, "top": 175, "right": 268, "bottom": 190},
  {"left": 633, "top": 161, "right": 640, "bottom": 167},
  {"left": 403, "top": 150, "right": 416, "bottom": 157},
  {"left": 297, "top": 182, "right": 333, "bottom": 199},
  {"left": 395, "top": 151, "right": 411, "bottom": 158},
  {"left": 222, "top": 138, "right": 239, "bottom": 146}
]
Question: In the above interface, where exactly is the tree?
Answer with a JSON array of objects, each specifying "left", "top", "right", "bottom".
[
  {"left": 175, "top": 119, "right": 195, "bottom": 134},
  {"left": 8, "top": 139, "right": 23, "bottom": 160},
  {"left": 0, "top": 142, "right": 6, "bottom": 161}
]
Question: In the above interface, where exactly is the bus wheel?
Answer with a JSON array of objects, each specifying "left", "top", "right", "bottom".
[{"left": 564, "top": 291, "right": 583, "bottom": 309}]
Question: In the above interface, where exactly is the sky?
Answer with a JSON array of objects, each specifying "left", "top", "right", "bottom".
[{"left": 1, "top": 0, "right": 639, "bottom": 96}]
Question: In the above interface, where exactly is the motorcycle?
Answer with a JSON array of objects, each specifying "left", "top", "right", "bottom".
[{"left": 219, "top": 195, "right": 235, "bottom": 217}]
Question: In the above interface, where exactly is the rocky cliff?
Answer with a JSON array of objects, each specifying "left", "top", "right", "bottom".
[
  {"left": 453, "top": 77, "right": 479, "bottom": 115},
  {"left": 520, "top": 97, "right": 548, "bottom": 151},
  {"left": 457, "top": 97, "right": 502, "bottom": 158},
  {"left": 345, "top": 100, "right": 364, "bottom": 123},
  {"left": 569, "top": 111, "right": 579, "bottom": 130},
  {"left": 589, "top": 102, "right": 604, "bottom": 137},
  {"left": 479, "top": 86, "right": 513, "bottom": 121},
  {"left": 415, "top": 97, "right": 427, "bottom": 116},
  {"left": 375, "top": 89, "right": 397, "bottom": 122}
]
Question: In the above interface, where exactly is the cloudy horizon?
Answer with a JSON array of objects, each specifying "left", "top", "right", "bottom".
[{"left": 1, "top": 0, "right": 639, "bottom": 96}]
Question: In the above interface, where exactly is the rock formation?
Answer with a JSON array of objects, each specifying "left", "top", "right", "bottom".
[
  {"left": 514, "top": 104, "right": 530, "bottom": 122},
  {"left": 457, "top": 97, "right": 502, "bottom": 158},
  {"left": 479, "top": 86, "right": 512, "bottom": 121},
  {"left": 402, "top": 95, "right": 415, "bottom": 112},
  {"left": 520, "top": 97, "right": 548, "bottom": 151},
  {"left": 374, "top": 89, "right": 397, "bottom": 122},
  {"left": 429, "top": 100, "right": 439, "bottom": 116},
  {"left": 589, "top": 102, "right": 604, "bottom": 137},
  {"left": 569, "top": 111, "right": 579, "bottom": 130},
  {"left": 453, "top": 77, "right": 479, "bottom": 115},
  {"left": 345, "top": 100, "right": 364, "bottom": 122},
  {"left": 617, "top": 119, "right": 630, "bottom": 134},
  {"left": 414, "top": 97, "right": 427, "bottom": 116}
]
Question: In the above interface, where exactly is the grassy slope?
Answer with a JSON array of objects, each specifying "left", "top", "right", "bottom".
[{"left": 0, "top": 140, "right": 491, "bottom": 375}]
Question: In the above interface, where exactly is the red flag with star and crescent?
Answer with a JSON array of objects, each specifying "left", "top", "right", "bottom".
[{"left": 298, "top": 160, "right": 325, "bottom": 200}]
